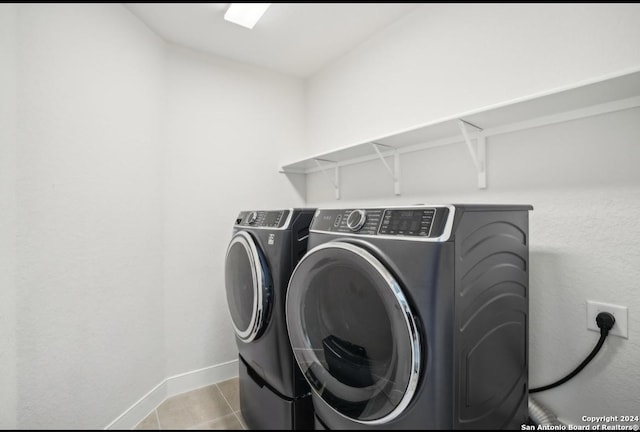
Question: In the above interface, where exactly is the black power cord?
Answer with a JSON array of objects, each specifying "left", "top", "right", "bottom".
[{"left": 529, "top": 312, "right": 616, "bottom": 394}]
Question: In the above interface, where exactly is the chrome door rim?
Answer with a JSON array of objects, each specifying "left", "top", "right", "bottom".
[
  {"left": 286, "top": 241, "right": 421, "bottom": 425},
  {"left": 226, "top": 231, "right": 266, "bottom": 343}
]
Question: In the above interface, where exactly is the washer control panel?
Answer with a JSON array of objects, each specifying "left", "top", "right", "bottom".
[
  {"left": 311, "top": 207, "right": 449, "bottom": 238},
  {"left": 235, "top": 210, "right": 289, "bottom": 228},
  {"left": 378, "top": 209, "right": 435, "bottom": 236},
  {"left": 317, "top": 208, "right": 382, "bottom": 235}
]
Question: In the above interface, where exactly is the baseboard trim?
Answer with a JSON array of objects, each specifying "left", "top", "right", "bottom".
[
  {"left": 166, "top": 359, "right": 239, "bottom": 396},
  {"left": 105, "top": 359, "right": 239, "bottom": 430}
]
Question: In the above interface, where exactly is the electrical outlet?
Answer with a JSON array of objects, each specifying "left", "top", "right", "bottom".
[{"left": 586, "top": 301, "right": 628, "bottom": 339}]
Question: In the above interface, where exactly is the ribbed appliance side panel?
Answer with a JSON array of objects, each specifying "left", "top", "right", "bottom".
[{"left": 453, "top": 210, "right": 530, "bottom": 430}]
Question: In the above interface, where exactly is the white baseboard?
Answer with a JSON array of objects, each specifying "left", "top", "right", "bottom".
[
  {"left": 104, "top": 380, "right": 168, "bottom": 430},
  {"left": 105, "top": 359, "right": 239, "bottom": 430},
  {"left": 166, "top": 359, "right": 239, "bottom": 396}
]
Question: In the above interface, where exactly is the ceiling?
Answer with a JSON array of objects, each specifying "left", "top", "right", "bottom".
[{"left": 124, "top": 3, "right": 419, "bottom": 77}]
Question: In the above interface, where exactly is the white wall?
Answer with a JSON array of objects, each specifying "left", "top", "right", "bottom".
[
  {"left": 307, "top": 110, "right": 640, "bottom": 428},
  {"left": 304, "top": 3, "right": 640, "bottom": 426},
  {"left": 0, "top": 4, "right": 18, "bottom": 429},
  {"left": 163, "top": 45, "right": 306, "bottom": 377},
  {"left": 307, "top": 3, "right": 640, "bottom": 154},
  {"left": 15, "top": 4, "right": 166, "bottom": 428},
  {"left": 10, "top": 4, "right": 306, "bottom": 428}
]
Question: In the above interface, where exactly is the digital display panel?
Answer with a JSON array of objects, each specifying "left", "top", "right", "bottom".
[
  {"left": 263, "top": 211, "right": 282, "bottom": 226},
  {"left": 379, "top": 209, "right": 434, "bottom": 236}
]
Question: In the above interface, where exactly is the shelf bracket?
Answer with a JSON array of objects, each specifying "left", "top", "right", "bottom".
[
  {"left": 314, "top": 158, "right": 340, "bottom": 200},
  {"left": 458, "top": 119, "right": 487, "bottom": 189},
  {"left": 371, "top": 142, "right": 401, "bottom": 195}
]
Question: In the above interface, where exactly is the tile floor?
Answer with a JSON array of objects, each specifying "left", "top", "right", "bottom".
[{"left": 135, "top": 377, "right": 247, "bottom": 430}]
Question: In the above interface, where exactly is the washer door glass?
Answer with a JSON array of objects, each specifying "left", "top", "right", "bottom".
[
  {"left": 225, "top": 231, "right": 272, "bottom": 343},
  {"left": 286, "top": 241, "right": 421, "bottom": 425}
]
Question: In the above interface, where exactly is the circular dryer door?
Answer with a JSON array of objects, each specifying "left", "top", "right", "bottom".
[
  {"left": 286, "top": 241, "right": 421, "bottom": 425},
  {"left": 225, "top": 231, "right": 272, "bottom": 343}
]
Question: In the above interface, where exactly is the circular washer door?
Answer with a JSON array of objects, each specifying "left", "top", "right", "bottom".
[
  {"left": 225, "top": 231, "right": 272, "bottom": 343},
  {"left": 286, "top": 241, "right": 421, "bottom": 425}
]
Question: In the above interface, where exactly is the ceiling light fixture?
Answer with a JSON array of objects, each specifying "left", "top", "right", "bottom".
[{"left": 224, "top": 3, "right": 271, "bottom": 29}]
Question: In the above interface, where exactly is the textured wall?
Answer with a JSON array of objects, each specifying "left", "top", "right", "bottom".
[
  {"left": 16, "top": 4, "right": 166, "bottom": 428},
  {"left": 307, "top": 3, "right": 640, "bottom": 155},
  {"left": 163, "top": 45, "right": 306, "bottom": 377},
  {"left": 304, "top": 5, "right": 640, "bottom": 423},
  {"left": 11, "top": 4, "right": 306, "bottom": 428},
  {"left": 0, "top": 4, "right": 18, "bottom": 429},
  {"left": 305, "top": 108, "right": 640, "bottom": 425}
]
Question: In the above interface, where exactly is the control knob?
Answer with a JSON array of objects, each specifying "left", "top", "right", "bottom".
[
  {"left": 346, "top": 209, "right": 366, "bottom": 232},
  {"left": 247, "top": 211, "right": 258, "bottom": 224}
]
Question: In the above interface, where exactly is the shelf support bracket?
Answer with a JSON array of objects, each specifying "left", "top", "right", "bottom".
[
  {"left": 371, "top": 142, "right": 401, "bottom": 195},
  {"left": 314, "top": 158, "right": 340, "bottom": 200},
  {"left": 458, "top": 119, "right": 487, "bottom": 189}
]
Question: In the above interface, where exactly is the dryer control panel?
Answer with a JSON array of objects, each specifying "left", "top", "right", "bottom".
[
  {"left": 311, "top": 206, "right": 451, "bottom": 239},
  {"left": 235, "top": 210, "right": 290, "bottom": 229}
]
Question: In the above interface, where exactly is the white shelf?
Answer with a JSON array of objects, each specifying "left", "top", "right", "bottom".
[{"left": 280, "top": 69, "right": 640, "bottom": 197}]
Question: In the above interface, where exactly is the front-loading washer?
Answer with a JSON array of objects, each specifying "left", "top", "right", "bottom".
[
  {"left": 225, "top": 208, "right": 316, "bottom": 429},
  {"left": 285, "top": 204, "right": 533, "bottom": 429}
]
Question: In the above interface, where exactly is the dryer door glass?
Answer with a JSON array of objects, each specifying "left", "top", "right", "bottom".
[
  {"left": 225, "top": 231, "right": 272, "bottom": 343},
  {"left": 286, "top": 241, "right": 420, "bottom": 425}
]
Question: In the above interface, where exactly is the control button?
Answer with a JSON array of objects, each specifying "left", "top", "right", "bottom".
[
  {"left": 334, "top": 214, "right": 343, "bottom": 227},
  {"left": 346, "top": 209, "right": 367, "bottom": 232}
]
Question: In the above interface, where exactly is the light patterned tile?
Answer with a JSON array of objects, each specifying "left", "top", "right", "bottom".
[
  {"left": 157, "top": 403, "right": 197, "bottom": 430},
  {"left": 157, "top": 385, "right": 233, "bottom": 430},
  {"left": 135, "top": 411, "right": 159, "bottom": 430},
  {"left": 189, "top": 413, "right": 243, "bottom": 430},
  {"left": 216, "top": 377, "right": 240, "bottom": 412}
]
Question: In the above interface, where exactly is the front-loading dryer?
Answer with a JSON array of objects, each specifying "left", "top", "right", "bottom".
[
  {"left": 285, "top": 205, "right": 533, "bottom": 429},
  {"left": 225, "top": 208, "right": 315, "bottom": 429}
]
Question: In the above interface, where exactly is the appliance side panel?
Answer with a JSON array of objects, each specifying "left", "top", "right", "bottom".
[
  {"left": 453, "top": 209, "right": 530, "bottom": 429},
  {"left": 289, "top": 209, "right": 316, "bottom": 269}
]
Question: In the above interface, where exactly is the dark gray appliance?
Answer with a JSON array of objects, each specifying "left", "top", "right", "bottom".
[
  {"left": 285, "top": 205, "right": 532, "bottom": 429},
  {"left": 225, "top": 209, "right": 316, "bottom": 429}
]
